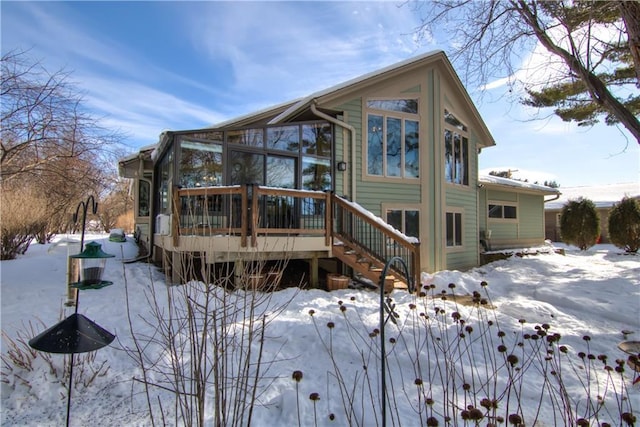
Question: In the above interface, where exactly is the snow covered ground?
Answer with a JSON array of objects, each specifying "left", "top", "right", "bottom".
[{"left": 1, "top": 234, "right": 639, "bottom": 426}]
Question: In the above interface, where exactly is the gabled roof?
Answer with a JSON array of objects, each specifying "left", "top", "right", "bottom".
[
  {"left": 269, "top": 50, "right": 441, "bottom": 122},
  {"left": 480, "top": 174, "right": 561, "bottom": 195},
  {"left": 545, "top": 182, "right": 640, "bottom": 210},
  {"left": 208, "top": 50, "right": 495, "bottom": 147},
  {"left": 211, "top": 98, "right": 302, "bottom": 129}
]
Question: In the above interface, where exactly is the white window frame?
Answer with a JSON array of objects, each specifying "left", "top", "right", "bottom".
[
  {"left": 488, "top": 201, "right": 518, "bottom": 222},
  {"left": 364, "top": 98, "right": 420, "bottom": 181}
]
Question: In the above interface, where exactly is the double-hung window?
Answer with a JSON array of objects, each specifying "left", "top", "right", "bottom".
[
  {"left": 366, "top": 99, "right": 419, "bottom": 179},
  {"left": 444, "top": 109, "right": 469, "bottom": 186}
]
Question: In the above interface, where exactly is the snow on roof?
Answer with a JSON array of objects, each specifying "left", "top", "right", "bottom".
[
  {"left": 119, "top": 144, "right": 156, "bottom": 164},
  {"left": 545, "top": 182, "right": 640, "bottom": 210},
  {"left": 479, "top": 174, "right": 560, "bottom": 194}
]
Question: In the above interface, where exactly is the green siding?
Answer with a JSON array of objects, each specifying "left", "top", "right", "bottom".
[
  {"left": 488, "top": 190, "right": 518, "bottom": 202},
  {"left": 482, "top": 188, "right": 546, "bottom": 248},
  {"left": 478, "top": 189, "right": 487, "bottom": 232},
  {"left": 445, "top": 187, "right": 478, "bottom": 271},
  {"left": 519, "top": 194, "right": 544, "bottom": 239},
  {"left": 444, "top": 131, "right": 480, "bottom": 271},
  {"left": 336, "top": 98, "right": 421, "bottom": 216}
]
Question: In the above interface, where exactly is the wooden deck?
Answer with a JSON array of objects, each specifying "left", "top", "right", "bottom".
[{"left": 154, "top": 185, "right": 420, "bottom": 290}]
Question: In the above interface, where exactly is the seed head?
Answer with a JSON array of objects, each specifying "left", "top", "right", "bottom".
[
  {"left": 426, "top": 416, "right": 439, "bottom": 426},
  {"left": 621, "top": 412, "right": 636, "bottom": 425},
  {"left": 508, "top": 413, "right": 522, "bottom": 425}
]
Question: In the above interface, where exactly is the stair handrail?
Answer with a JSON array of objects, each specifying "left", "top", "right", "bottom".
[{"left": 332, "top": 194, "right": 420, "bottom": 287}]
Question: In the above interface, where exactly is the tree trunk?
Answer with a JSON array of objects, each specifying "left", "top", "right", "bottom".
[{"left": 619, "top": 0, "right": 640, "bottom": 87}]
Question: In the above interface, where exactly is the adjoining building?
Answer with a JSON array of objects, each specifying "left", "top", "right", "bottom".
[
  {"left": 119, "top": 51, "right": 559, "bottom": 288},
  {"left": 544, "top": 183, "right": 640, "bottom": 243}
]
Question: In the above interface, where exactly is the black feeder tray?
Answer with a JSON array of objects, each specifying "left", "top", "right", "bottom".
[{"left": 29, "top": 313, "right": 115, "bottom": 354}]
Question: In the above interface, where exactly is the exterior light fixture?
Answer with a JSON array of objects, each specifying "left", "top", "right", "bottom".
[
  {"left": 69, "top": 241, "right": 115, "bottom": 290},
  {"left": 337, "top": 161, "right": 347, "bottom": 171}
]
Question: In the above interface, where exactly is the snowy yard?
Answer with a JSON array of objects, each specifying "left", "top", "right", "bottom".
[{"left": 1, "top": 234, "right": 639, "bottom": 426}]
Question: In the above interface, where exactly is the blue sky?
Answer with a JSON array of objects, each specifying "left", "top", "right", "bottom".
[{"left": 2, "top": 1, "right": 638, "bottom": 187}]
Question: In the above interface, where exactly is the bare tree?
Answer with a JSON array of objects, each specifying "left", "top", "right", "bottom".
[
  {"left": 1, "top": 49, "right": 124, "bottom": 244},
  {"left": 411, "top": 0, "right": 640, "bottom": 144}
]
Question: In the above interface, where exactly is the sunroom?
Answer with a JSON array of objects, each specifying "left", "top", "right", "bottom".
[{"left": 143, "top": 116, "right": 419, "bottom": 289}]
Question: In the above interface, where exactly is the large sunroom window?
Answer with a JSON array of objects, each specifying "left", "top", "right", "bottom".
[
  {"left": 444, "top": 109, "right": 469, "bottom": 186},
  {"left": 180, "top": 140, "right": 223, "bottom": 188},
  {"left": 366, "top": 98, "right": 419, "bottom": 179}
]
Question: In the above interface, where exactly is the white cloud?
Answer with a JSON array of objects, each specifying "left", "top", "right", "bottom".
[
  {"left": 78, "top": 73, "right": 226, "bottom": 142},
  {"left": 186, "top": 2, "right": 426, "bottom": 101}
]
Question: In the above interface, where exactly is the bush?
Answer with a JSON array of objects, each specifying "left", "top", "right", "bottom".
[
  {"left": 608, "top": 197, "right": 640, "bottom": 253},
  {"left": 0, "top": 186, "right": 49, "bottom": 260},
  {"left": 560, "top": 198, "right": 600, "bottom": 250}
]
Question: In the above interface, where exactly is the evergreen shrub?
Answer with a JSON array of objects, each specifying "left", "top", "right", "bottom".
[
  {"left": 560, "top": 198, "right": 600, "bottom": 250},
  {"left": 608, "top": 197, "right": 640, "bottom": 253}
]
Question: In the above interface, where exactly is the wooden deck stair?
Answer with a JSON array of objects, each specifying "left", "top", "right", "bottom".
[{"left": 332, "top": 240, "right": 407, "bottom": 292}]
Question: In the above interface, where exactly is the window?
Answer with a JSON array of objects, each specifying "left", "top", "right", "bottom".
[
  {"left": 302, "top": 123, "right": 331, "bottom": 156},
  {"left": 446, "top": 211, "right": 463, "bottom": 247},
  {"left": 444, "top": 109, "right": 469, "bottom": 185},
  {"left": 266, "top": 156, "right": 296, "bottom": 188},
  {"left": 367, "top": 99, "right": 418, "bottom": 113},
  {"left": 302, "top": 157, "right": 331, "bottom": 191},
  {"left": 386, "top": 209, "right": 420, "bottom": 239},
  {"left": 180, "top": 139, "right": 223, "bottom": 188},
  {"left": 157, "top": 149, "right": 173, "bottom": 214},
  {"left": 138, "top": 180, "right": 150, "bottom": 217},
  {"left": 267, "top": 125, "right": 299, "bottom": 152},
  {"left": 366, "top": 98, "right": 419, "bottom": 179},
  {"left": 227, "top": 128, "right": 263, "bottom": 147},
  {"left": 488, "top": 203, "right": 517, "bottom": 220}
]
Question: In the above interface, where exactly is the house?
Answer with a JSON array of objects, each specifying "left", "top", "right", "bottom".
[
  {"left": 479, "top": 175, "right": 560, "bottom": 250},
  {"left": 544, "top": 182, "right": 640, "bottom": 243},
  {"left": 119, "top": 50, "right": 559, "bottom": 289}
]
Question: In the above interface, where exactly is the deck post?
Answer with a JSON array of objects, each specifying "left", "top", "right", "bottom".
[
  {"left": 309, "top": 256, "right": 319, "bottom": 288},
  {"left": 171, "top": 251, "right": 182, "bottom": 284},
  {"left": 234, "top": 259, "right": 244, "bottom": 288}
]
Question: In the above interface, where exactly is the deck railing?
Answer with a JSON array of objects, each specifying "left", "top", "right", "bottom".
[
  {"left": 174, "top": 185, "right": 331, "bottom": 247},
  {"left": 174, "top": 186, "right": 419, "bottom": 286},
  {"left": 332, "top": 195, "right": 421, "bottom": 287}
]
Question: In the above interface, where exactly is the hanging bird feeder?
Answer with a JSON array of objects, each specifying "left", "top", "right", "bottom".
[{"left": 69, "top": 241, "right": 115, "bottom": 290}]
